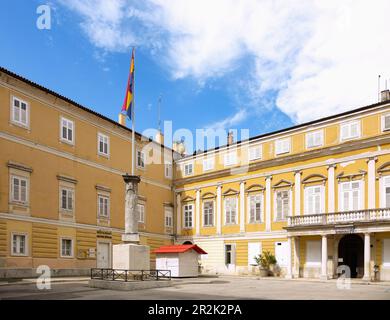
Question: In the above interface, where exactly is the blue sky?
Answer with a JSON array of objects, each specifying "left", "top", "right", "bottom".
[{"left": 1, "top": 1, "right": 389, "bottom": 153}]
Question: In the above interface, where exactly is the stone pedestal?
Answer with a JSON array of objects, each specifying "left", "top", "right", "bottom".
[{"left": 112, "top": 243, "right": 150, "bottom": 270}]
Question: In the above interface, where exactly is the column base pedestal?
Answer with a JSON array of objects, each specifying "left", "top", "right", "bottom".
[
  {"left": 112, "top": 243, "right": 150, "bottom": 270},
  {"left": 362, "top": 275, "right": 371, "bottom": 282},
  {"left": 320, "top": 275, "right": 329, "bottom": 281},
  {"left": 121, "top": 233, "right": 140, "bottom": 243}
]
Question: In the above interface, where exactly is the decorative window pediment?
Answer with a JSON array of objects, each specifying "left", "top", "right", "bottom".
[
  {"left": 302, "top": 174, "right": 327, "bottom": 185},
  {"left": 272, "top": 179, "right": 294, "bottom": 189},
  {"left": 245, "top": 184, "right": 265, "bottom": 193},
  {"left": 336, "top": 170, "right": 366, "bottom": 181},
  {"left": 182, "top": 195, "right": 195, "bottom": 203},
  {"left": 377, "top": 162, "right": 390, "bottom": 176},
  {"left": 202, "top": 192, "right": 216, "bottom": 200},
  {"left": 223, "top": 188, "right": 239, "bottom": 197}
]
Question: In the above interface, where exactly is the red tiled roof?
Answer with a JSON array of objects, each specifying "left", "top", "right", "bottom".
[{"left": 153, "top": 244, "right": 207, "bottom": 254}]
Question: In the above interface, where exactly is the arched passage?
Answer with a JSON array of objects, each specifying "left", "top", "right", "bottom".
[{"left": 338, "top": 234, "right": 364, "bottom": 278}]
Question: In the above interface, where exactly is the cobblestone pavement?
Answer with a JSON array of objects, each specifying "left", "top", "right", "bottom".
[{"left": 0, "top": 276, "right": 390, "bottom": 300}]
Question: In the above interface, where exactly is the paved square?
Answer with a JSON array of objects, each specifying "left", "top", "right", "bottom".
[{"left": 0, "top": 276, "right": 390, "bottom": 300}]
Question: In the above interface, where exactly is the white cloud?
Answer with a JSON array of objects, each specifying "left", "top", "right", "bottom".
[
  {"left": 59, "top": 0, "right": 390, "bottom": 124},
  {"left": 205, "top": 109, "right": 248, "bottom": 131}
]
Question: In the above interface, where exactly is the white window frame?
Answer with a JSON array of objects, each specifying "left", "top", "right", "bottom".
[
  {"left": 164, "top": 162, "right": 173, "bottom": 179},
  {"left": 248, "top": 145, "right": 262, "bottom": 161},
  {"left": 60, "top": 187, "right": 75, "bottom": 212},
  {"left": 97, "top": 194, "right": 110, "bottom": 218},
  {"left": 247, "top": 193, "right": 264, "bottom": 223},
  {"left": 304, "top": 185, "right": 325, "bottom": 215},
  {"left": 274, "top": 189, "right": 292, "bottom": 221},
  {"left": 136, "top": 149, "right": 146, "bottom": 169},
  {"left": 380, "top": 175, "right": 390, "bottom": 208},
  {"left": 224, "top": 243, "right": 235, "bottom": 266},
  {"left": 183, "top": 203, "right": 194, "bottom": 229},
  {"left": 340, "top": 120, "right": 361, "bottom": 141},
  {"left": 381, "top": 114, "right": 390, "bottom": 132},
  {"left": 60, "top": 116, "right": 75, "bottom": 145},
  {"left": 224, "top": 151, "right": 237, "bottom": 167},
  {"left": 10, "top": 175, "right": 29, "bottom": 205},
  {"left": 305, "top": 240, "right": 321, "bottom": 267},
  {"left": 224, "top": 197, "right": 238, "bottom": 225},
  {"left": 184, "top": 162, "right": 194, "bottom": 176},
  {"left": 203, "top": 200, "right": 214, "bottom": 227},
  {"left": 338, "top": 180, "right": 364, "bottom": 211},
  {"left": 11, "top": 96, "right": 29, "bottom": 128},
  {"left": 275, "top": 137, "right": 291, "bottom": 155},
  {"left": 97, "top": 133, "right": 110, "bottom": 157},
  {"left": 11, "top": 232, "right": 28, "bottom": 256},
  {"left": 137, "top": 203, "right": 145, "bottom": 223},
  {"left": 203, "top": 157, "right": 215, "bottom": 172},
  {"left": 60, "top": 237, "right": 74, "bottom": 258},
  {"left": 305, "top": 130, "right": 324, "bottom": 149},
  {"left": 165, "top": 207, "right": 173, "bottom": 228}
]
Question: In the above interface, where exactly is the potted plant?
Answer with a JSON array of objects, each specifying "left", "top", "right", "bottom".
[{"left": 254, "top": 251, "right": 277, "bottom": 277}]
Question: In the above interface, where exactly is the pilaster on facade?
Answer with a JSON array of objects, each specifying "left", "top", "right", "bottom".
[
  {"left": 327, "top": 164, "right": 336, "bottom": 213},
  {"left": 265, "top": 175, "right": 272, "bottom": 232},
  {"left": 320, "top": 234, "right": 328, "bottom": 280},
  {"left": 363, "top": 233, "right": 371, "bottom": 281},
  {"left": 239, "top": 180, "right": 246, "bottom": 233},
  {"left": 367, "top": 157, "right": 377, "bottom": 209},
  {"left": 216, "top": 184, "right": 222, "bottom": 235},
  {"left": 176, "top": 193, "right": 181, "bottom": 235},
  {"left": 294, "top": 170, "right": 302, "bottom": 216},
  {"left": 286, "top": 236, "right": 293, "bottom": 279},
  {"left": 195, "top": 189, "right": 201, "bottom": 236}
]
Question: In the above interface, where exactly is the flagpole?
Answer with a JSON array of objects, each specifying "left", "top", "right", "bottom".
[{"left": 131, "top": 47, "right": 136, "bottom": 175}]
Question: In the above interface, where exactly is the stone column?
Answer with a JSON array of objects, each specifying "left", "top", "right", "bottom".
[
  {"left": 195, "top": 189, "right": 201, "bottom": 236},
  {"left": 320, "top": 234, "right": 328, "bottom": 280},
  {"left": 176, "top": 193, "right": 182, "bottom": 235},
  {"left": 363, "top": 233, "right": 371, "bottom": 281},
  {"left": 122, "top": 174, "right": 141, "bottom": 243},
  {"left": 286, "top": 236, "right": 293, "bottom": 279},
  {"left": 367, "top": 157, "right": 377, "bottom": 209},
  {"left": 239, "top": 181, "right": 246, "bottom": 233},
  {"left": 216, "top": 184, "right": 222, "bottom": 235},
  {"left": 293, "top": 237, "right": 300, "bottom": 278},
  {"left": 294, "top": 171, "right": 302, "bottom": 216},
  {"left": 265, "top": 176, "right": 272, "bottom": 232},
  {"left": 333, "top": 235, "right": 339, "bottom": 278},
  {"left": 327, "top": 164, "right": 336, "bottom": 213}
]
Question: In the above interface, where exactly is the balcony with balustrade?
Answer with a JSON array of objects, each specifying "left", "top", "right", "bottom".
[{"left": 286, "top": 208, "right": 390, "bottom": 230}]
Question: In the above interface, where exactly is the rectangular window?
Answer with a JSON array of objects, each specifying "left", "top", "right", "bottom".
[
  {"left": 165, "top": 207, "right": 173, "bottom": 227},
  {"left": 382, "top": 114, "right": 390, "bottom": 132},
  {"left": 60, "top": 187, "right": 74, "bottom": 211},
  {"left": 98, "top": 133, "right": 109, "bottom": 156},
  {"left": 61, "top": 238, "right": 73, "bottom": 258},
  {"left": 224, "top": 197, "right": 237, "bottom": 224},
  {"left": 225, "top": 244, "right": 234, "bottom": 265},
  {"left": 248, "top": 145, "right": 262, "bottom": 161},
  {"left": 248, "top": 194, "right": 262, "bottom": 223},
  {"left": 11, "top": 175, "right": 28, "bottom": 204},
  {"left": 224, "top": 152, "right": 237, "bottom": 166},
  {"left": 164, "top": 162, "right": 172, "bottom": 179},
  {"left": 275, "top": 138, "right": 291, "bottom": 155},
  {"left": 184, "top": 163, "right": 193, "bottom": 176},
  {"left": 11, "top": 97, "right": 29, "bottom": 127},
  {"left": 183, "top": 204, "right": 193, "bottom": 229},
  {"left": 137, "top": 150, "right": 145, "bottom": 169},
  {"left": 203, "top": 201, "right": 214, "bottom": 226},
  {"left": 340, "top": 120, "right": 360, "bottom": 141},
  {"left": 12, "top": 233, "right": 27, "bottom": 256},
  {"left": 275, "top": 190, "right": 289, "bottom": 220},
  {"left": 339, "top": 181, "right": 362, "bottom": 211},
  {"left": 305, "top": 186, "right": 324, "bottom": 214},
  {"left": 203, "top": 157, "right": 214, "bottom": 171},
  {"left": 306, "top": 240, "right": 321, "bottom": 266},
  {"left": 383, "top": 176, "right": 390, "bottom": 208},
  {"left": 60, "top": 117, "right": 74, "bottom": 144},
  {"left": 306, "top": 130, "right": 324, "bottom": 148},
  {"left": 98, "top": 195, "right": 110, "bottom": 218},
  {"left": 137, "top": 203, "right": 145, "bottom": 223}
]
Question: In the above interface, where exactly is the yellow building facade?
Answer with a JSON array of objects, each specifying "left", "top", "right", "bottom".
[{"left": 2, "top": 66, "right": 390, "bottom": 281}]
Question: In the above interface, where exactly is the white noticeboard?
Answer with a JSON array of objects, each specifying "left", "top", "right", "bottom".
[
  {"left": 275, "top": 241, "right": 288, "bottom": 267},
  {"left": 248, "top": 242, "right": 261, "bottom": 266}
]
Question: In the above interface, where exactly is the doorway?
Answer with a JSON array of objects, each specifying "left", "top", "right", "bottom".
[
  {"left": 97, "top": 242, "right": 111, "bottom": 268},
  {"left": 338, "top": 234, "right": 364, "bottom": 278}
]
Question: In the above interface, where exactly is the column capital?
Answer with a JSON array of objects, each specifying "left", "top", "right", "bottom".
[
  {"left": 294, "top": 170, "right": 302, "bottom": 175},
  {"left": 196, "top": 188, "right": 201, "bottom": 193},
  {"left": 240, "top": 180, "right": 246, "bottom": 185},
  {"left": 265, "top": 175, "right": 272, "bottom": 180},
  {"left": 366, "top": 156, "right": 378, "bottom": 163},
  {"left": 327, "top": 163, "right": 337, "bottom": 170},
  {"left": 217, "top": 182, "right": 223, "bottom": 188}
]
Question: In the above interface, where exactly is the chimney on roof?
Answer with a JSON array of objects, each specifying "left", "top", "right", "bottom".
[
  {"left": 381, "top": 89, "right": 390, "bottom": 102},
  {"left": 227, "top": 131, "right": 234, "bottom": 146},
  {"left": 118, "top": 113, "right": 126, "bottom": 126},
  {"left": 155, "top": 130, "right": 164, "bottom": 145},
  {"left": 173, "top": 140, "right": 186, "bottom": 156}
]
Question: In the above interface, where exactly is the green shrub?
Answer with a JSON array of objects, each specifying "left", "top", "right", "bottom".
[{"left": 254, "top": 251, "right": 277, "bottom": 269}]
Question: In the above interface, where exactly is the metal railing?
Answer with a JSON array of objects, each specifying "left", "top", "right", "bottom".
[
  {"left": 90, "top": 268, "right": 171, "bottom": 281},
  {"left": 287, "top": 208, "right": 390, "bottom": 227}
]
